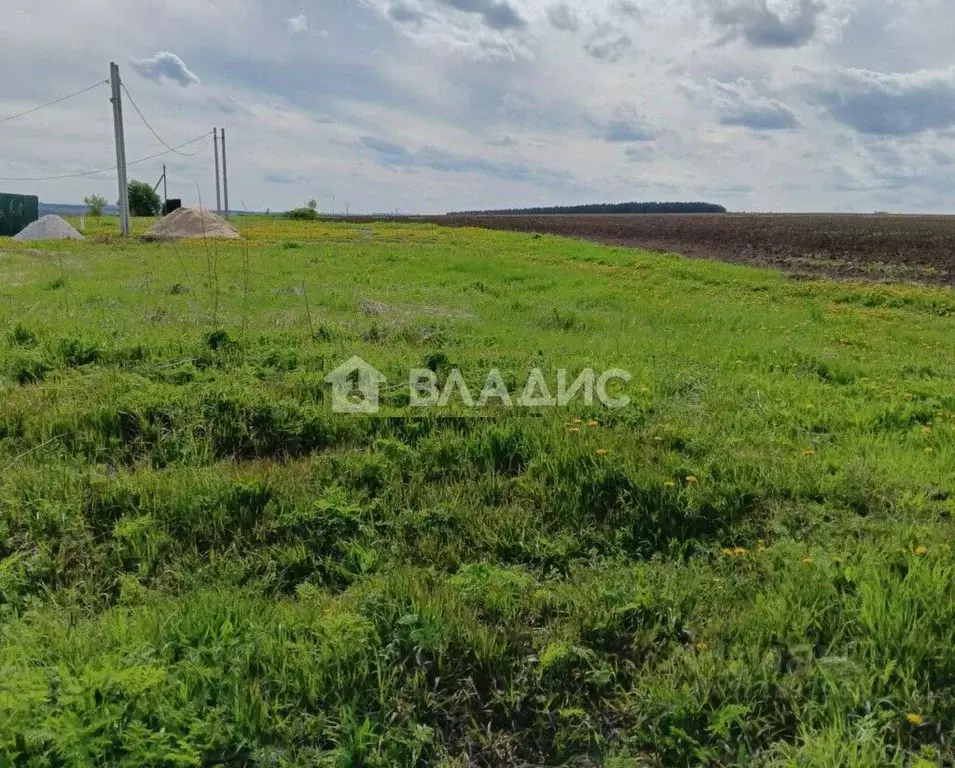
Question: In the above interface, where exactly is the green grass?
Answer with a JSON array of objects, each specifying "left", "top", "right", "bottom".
[{"left": 1, "top": 216, "right": 954, "bottom": 765}]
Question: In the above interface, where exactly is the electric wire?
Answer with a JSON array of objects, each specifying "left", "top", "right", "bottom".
[
  {"left": 0, "top": 131, "right": 213, "bottom": 181},
  {"left": 0, "top": 80, "right": 109, "bottom": 125},
  {"left": 120, "top": 82, "right": 197, "bottom": 157}
]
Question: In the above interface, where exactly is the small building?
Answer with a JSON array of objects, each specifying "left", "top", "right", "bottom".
[{"left": 0, "top": 193, "right": 39, "bottom": 237}]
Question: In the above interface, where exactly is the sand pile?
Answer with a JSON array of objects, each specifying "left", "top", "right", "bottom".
[
  {"left": 13, "top": 215, "right": 84, "bottom": 241},
  {"left": 142, "top": 208, "right": 241, "bottom": 241}
]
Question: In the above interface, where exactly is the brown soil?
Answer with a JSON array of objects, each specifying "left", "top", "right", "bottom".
[{"left": 344, "top": 214, "right": 955, "bottom": 286}]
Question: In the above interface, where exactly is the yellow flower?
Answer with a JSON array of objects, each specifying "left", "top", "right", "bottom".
[
  {"left": 567, "top": 427, "right": 580, "bottom": 434},
  {"left": 905, "top": 713, "right": 924, "bottom": 727},
  {"left": 915, "top": 546, "right": 928, "bottom": 556},
  {"left": 573, "top": 418, "right": 583, "bottom": 425},
  {"left": 664, "top": 481, "right": 676, "bottom": 489},
  {"left": 596, "top": 449, "right": 609, "bottom": 457},
  {"left": 695, "top": 641, "right": 708, "bottom": 652},
  {"left": 722, "top": 546, "right": 748, "bottom": 557},
  {"left": 831, "top": 556, "right": 843, "bottom": 565},
  {"left": 904, "top": 393, "right": 913, "bottom": 400},
  {"left": 800, "top": 557, "right": 814, "bottom": 565},
  {"left": 802, "top": 449, "right": 815, "bottom": 457},
  {"left": 587, "top": 420, "right": 599, "bottom": 428},
  {"left": 685, "top": 476, "right": 698, "bottom": 485}
]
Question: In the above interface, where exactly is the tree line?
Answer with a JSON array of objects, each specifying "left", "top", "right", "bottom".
[{"left": 449, "top": 202, "right": 727, "bottom": 215}]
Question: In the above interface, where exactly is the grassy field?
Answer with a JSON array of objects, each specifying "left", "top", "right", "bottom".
[{"left": 1, "top": 216, "right": 955, "bottom": 766}]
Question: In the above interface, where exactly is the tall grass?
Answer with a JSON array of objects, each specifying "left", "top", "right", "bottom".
[{"left": 0, "top": 217, "right": 954, "bottom": 765}]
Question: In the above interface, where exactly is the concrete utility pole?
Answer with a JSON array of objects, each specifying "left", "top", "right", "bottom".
[
  {"left": 109, "top": 62, "right": 131, "bottom": 236},
  {"left": 220, "top": 127, "right": 229, "bottom": 219},
  {"left": 213, "top": 128, "right": 222, "bottom": 214},
  {"left": 162, "top": 164, "right": 168, "bottom": 207}
]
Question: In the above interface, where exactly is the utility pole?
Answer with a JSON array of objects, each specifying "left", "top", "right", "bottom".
[
  {"left": 213, "top": 128, "right": 222, "bottom": 214},
  {"left": 109, "top": 62, "right": 130, "bottom": 236},
  {"left": 221, "top": 127, "right": 229, "bottom": 219},
  {"left": 331, "top": 195, "right": 335, "bottom": 215},
  {"left": 162, "top": 164, "right": 168, "bottom": 209},
  {"left": 345, "top": 203, "right": 350, "bottom": 217}
]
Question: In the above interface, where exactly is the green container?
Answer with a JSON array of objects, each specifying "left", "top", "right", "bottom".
[{"left": 0, "top": 193, "right": 39, "bottom": 237}]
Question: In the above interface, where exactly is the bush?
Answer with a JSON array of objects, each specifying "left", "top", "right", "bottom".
[
  {"left": 83, "top": 194, "right": 107, "bottom": 217},
  {"left": 127, "top": 180, "right": 161, "bottom": 217},
  {"left": 286, "top": 207, "right": 321, "bottom": 221}
]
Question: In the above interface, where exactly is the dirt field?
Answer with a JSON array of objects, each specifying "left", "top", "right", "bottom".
[{"left": 408, "top": 214, "right": 955, "bottom": 285}]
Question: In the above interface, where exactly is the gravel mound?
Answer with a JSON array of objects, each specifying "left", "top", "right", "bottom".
[
  {"left": 142, "top": 208, "right": 241, "bottom": 241},
  {"left": 13, "top": 215, "right": 84, "bottom": 241}
]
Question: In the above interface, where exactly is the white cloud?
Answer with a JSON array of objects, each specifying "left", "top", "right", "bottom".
[
  {"left": 130, "top": 51, "right": 200, "bottom": 87},
  {"left": 1, "top": 0, "right": 954, "bottom": 213},
  {"left": 710, "top": 78, "right": 800, "bottom": 129},
  {"left": 287, "top": 14, "right": 308, "bottom": 34}
]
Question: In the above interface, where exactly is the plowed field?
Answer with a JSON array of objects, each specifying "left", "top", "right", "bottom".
[{"left": 426, "top": 213, "right": 955, "bottom": 285}]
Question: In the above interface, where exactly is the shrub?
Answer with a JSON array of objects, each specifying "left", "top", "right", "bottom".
[
  {"left": 83, "top": 194, "right": 107, "bottom": 217},
  {"left": 127, "top": 180, "right": 161, "bottom": 217},
  {"left": 286, "top": 207, "right": 321, "bottom": 221}
]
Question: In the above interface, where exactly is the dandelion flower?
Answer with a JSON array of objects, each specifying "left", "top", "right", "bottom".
[
  {"left": 905, "top": 713, "right": 924, "bottom": 727},
  {"left": 722, "top": 548, "right": 735, "bottom": 556},
  {"left": 573, "top": 418, "right": 583, "bottom": 424},
  {"left": 664, "top": 481, "right": 676, "bottom": 489},
  {"left": 685, "top": 476, "right": 698, "bottom": 485},
  {"left": 733, "top": 547, "right": 748, "bottom": 556},
  {"left": 831, "top": 556, "right": 843, "bottom": 565},
  {"left": 567, "top": 427, "right": 580, "bottom": 434},
  {"left": 596, "top": 449, "right": 609, "bottom": 457},
  {"left": 695, "top": 641, "right": 708, "bottom": 652},
  {"left": 587, "top": 420, "right": 599, "bottom": 428},
  {"left": 800, "top": 557, "right": 814, "bottom": 565},
  {"left": 802, "top": 449, "right": 815, "bottom": 457},
  {"left": 915, "top": 546, "right": 928, "bottom": 556}
]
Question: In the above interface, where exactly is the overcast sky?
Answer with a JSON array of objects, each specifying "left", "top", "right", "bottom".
[{"left": 1, "top": 0, "right": 953, "bottom": 213}]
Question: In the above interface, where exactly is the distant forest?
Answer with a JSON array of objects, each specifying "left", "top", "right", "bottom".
[{"left": 449, "top": 202, "right": 727, "bottom": 215}]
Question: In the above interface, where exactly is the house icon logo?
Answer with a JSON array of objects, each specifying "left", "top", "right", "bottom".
[{"left": 324, "top": 356, "right": 386, "bottom": 414}]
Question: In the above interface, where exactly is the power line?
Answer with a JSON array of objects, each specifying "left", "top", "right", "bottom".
[
  {"left": 0, "top": 131, "right": 212, "bottom": 182},
  {"left": 0, "top": 80, "right": 109, "bottom": 125},
  {"left": 120, "top": 82, "right": 196, "bottom": 157}
]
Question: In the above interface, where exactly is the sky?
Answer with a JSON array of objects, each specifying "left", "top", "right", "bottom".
[{"left": 1, "top": 0, "right": 953, "bottom": 214}]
